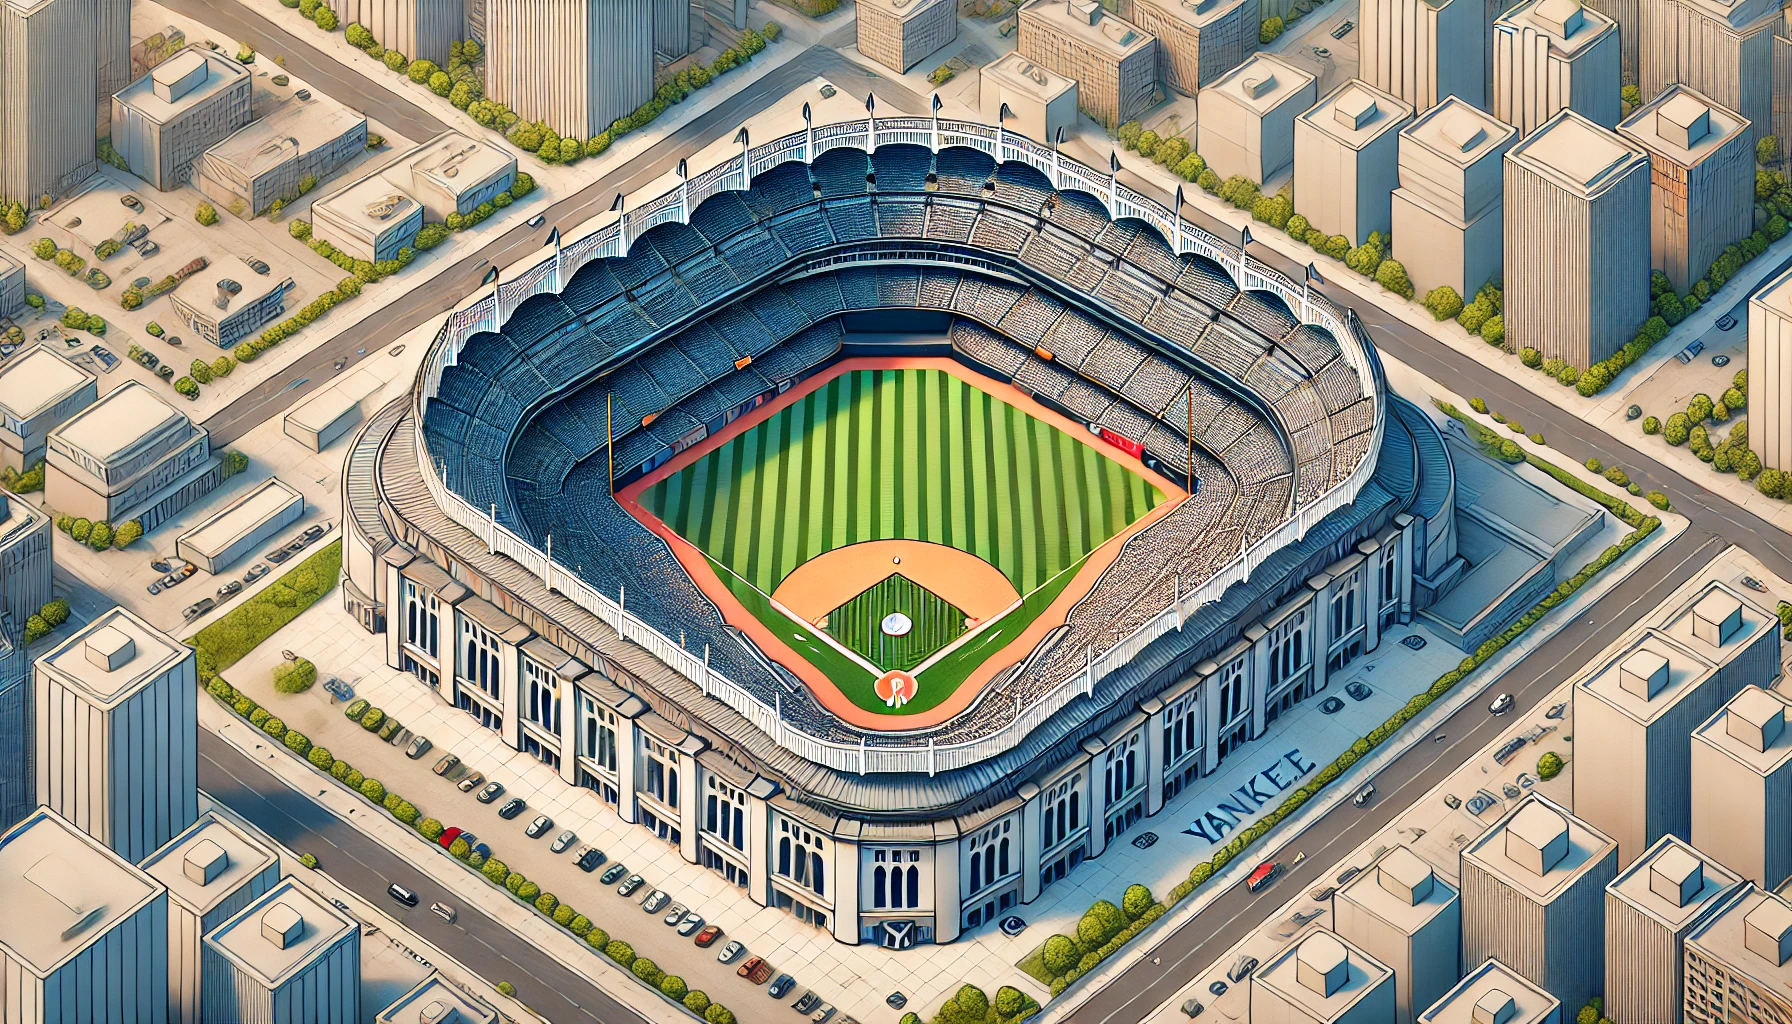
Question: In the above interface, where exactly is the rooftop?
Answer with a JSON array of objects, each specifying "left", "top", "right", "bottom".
[
  {"left": 1417, "top": 958, "right": 1562, "bottom": 1024},
  {"left": 982, "top": 51, "right": 1078, "bottom": 102},
  {"left": 38, "top": 605, "right": 192, "bottom": 705},
  {"left": 1141, "top": 0, "right": 1249, "bottom": 26},
  {"left": 1337, "top": 845, "right": 1459, "bottom": 934},
  {"left": 1693, "top": 685, "right": 1792, "bottom": 776},
  {"left": 1299, "top": 79, "right": 1414, "bottom": 148},
  {"left": 203, "top": 877, "right": 357, "bottom": 987},
  {"left": 1654, "top": 582, "right": 1772, "bottom": 662},
  {"left": 1608, "top": 834, "right": 1745, "bottom": 930},
  {"left": 1619, "top": 85, "right": 1749, "bottom": 167},
  {"left": 1463, "top": 794, "right": 1617, "bottom": 903},
  {"left": 1508, "top": 109, "right": 1649, "bottom": 196},
  {"left": 1253, "top": 928, "right": 1393, "bottom": 1021},
  {"left": 113, "top": 46, "right": 247, "bottom": 123},
  {"left": 1205, "top": 53, "right": 1316, "bottom": 113},
  {"left": 205, "top": 97, "right": 366, "bottom": 174},
  {"left": 0, "top": 807, "right": 164, "bottom": 977},
  {"left": 177, "top": 478, "right": 303, "bottom": 560},
  {"left": 0, "top": 347, "right": 94, "bottom": 424},
  {"left": 1402, "top": 97, "right": 1516, "bottom": 168},
  {"left": 400, "top": 132, "right": 516, "bottom": 196},
  {"left": 1020, "top": 0, "right": 1156, "bottom": 56},
  {"left": 285, "top": 368, "right": 385, "bottom": 435},
  {"left": 1687, "top": 888, "right": 1792, "bottom": 996},
  {"left": 139, "top": 812, "right": 278, "bottom": 916},
  {"left": 376, "top": 974, "right": 499, "bottom": 1024},
  {"left": 49, "top": 380, "right": 191, "bottom": 467},
  {"left": 314, "top": 173, "right": 421, "bottom": 236},
  {"left": 857, "top": 0, "right": 952, "bottom": 19},
  {"left": 1496, "top": 0, "right": 1617, "bottom": 54},
  {"left": 1576, "top": 631, "right": 1717, "bottom": 725}
]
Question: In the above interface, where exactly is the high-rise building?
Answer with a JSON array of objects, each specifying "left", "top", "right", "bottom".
[
  {"left": 1502, "top": 108, "right": 1650, "bottom": 367},
  {"left": 0, "top": 0, "right": 99, "bottom": 204},
  {"left": 1251, "top": 928, "right": 1398, "bottom": 1024},
  {"left": 1638, "top": 0, "right": 1777, "bottom": 150},
  {"left": 1391, "top": 97, "right": 1517, "bottom": 301},
  {"left": 1017, "top": 0, "right": 1159, "bottom": 131},
  {"left": 1119, "top": 0, "right": 1253, "bottom": 94},
  {"left": 327, "top": 0, "right": 464, "bottom": 65},
  {"left": 44, "top": 380, "right": 222, "bottom": 531},
  {"left": 652, "top": 0, "right": 690, "bottom": 59},
  {"left": 1691, "top": 686, "right": 1792, "bottom": 891},
  {"left": 1581, "top": 0, "right": 1637, "bottom": 84},
  {"left": 96, "top": 0, "right": 128, "bottom": 107},
  {"left": 0, "top": 250, "right": 21, "bottom": 321},
  {"left": 0, "top": 487, "right": 47, "bottom": 831},
  {"left": 1198, "top": 54, "right": 1317, "bottom": 184},
  {"left": 1572, "top": 583, "right": 1775, "bottom": 866},
  {"left": 0, "top": 347, "right": 96, "bottom": 473},
  {"left": 376, "top": 974, "right": 498, "bottom": 1024},
  {"left": 34, "top": 605, "right": 198, "bottom": 864},
  {"left": 1360, "top": 0, "right": 1487, "bottom": 109},
  {"left": 1684, "top": 886, "right": 1792, "bottom": 1023},
  {"left": 111, "top": 47, "right": 255, "bottom": 191},
  {"left": 0, "top": 806, "right": 169, "bottom": 1024},
  {"left": 1459, "top": 794, "right": 1619, "bottom": 1011},
  {"left": 1616, "top": 85, "right": 1753, "bottom": 293},
  {"left": 980, "top": 53, "right": 1080, "bottom": 145},
  {"left": 201, "top": 877, "right": 360, "bottom": 1024},
  {"left": 1294, "top": 79, "right": 1415, "bottom": 246},
  {"left": 140, "top": 812, "right": 281, "bottom": 1024},
  {"left": 1493, "top": 0, "right": 1622, "bottom": 137},
  {"left": 482, "top": 0, "right": 653, "bottom": 140},
  {"left": 1418, "top": 959, "right": 1563, "bottom": 1024},
  {"left": 1605, "top": 835, "right": 1749, "bottom": 1024},
  {"left": 1333, "top": 845, "right": 1462, "bottom": 1024},
  {"left": 1751, "top": 264, "right": 1792, "bottom": 473},
  {"left": 855, "top": 0, "right": 957, "bottom": 74}
]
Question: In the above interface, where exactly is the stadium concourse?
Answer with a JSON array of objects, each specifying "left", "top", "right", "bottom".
[{"left": 345, "top": 123, "right": 1458, "bottom": 947}]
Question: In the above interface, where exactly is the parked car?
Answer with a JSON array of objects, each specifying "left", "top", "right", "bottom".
[
  {"left": 321, "top": 676, "right": 354, "bottom": 702},
  {"left": 576, "top": 847, "right": 605, "bottom": 872},
  {"left": 1545, "top": 702, "right": 1567, "bottom": 720},
  {"left": 617, "top": 873, "right": 646, "bottom": 898},
  {"left": 1717, "top": 314, "right": 1738, "bottom": 331},
  {"left": 138, "top": 241, "right": 160, "bottom": 258},
  {"left": 551, "top": 829, "right": 577, "bottom": 853},
  {"left": 245, "top": 258, "right": 270, "bottom": 275},
  {"left": 146, "top": 580, "right": 162, "bottom": 595},
  {"left": 386, "top": 883, "right": 419, "bottom": 907},
  {"left": 475, "top": 781, "right": 504, "bottom": 803},
  {"left": 457, "top": 771, "right": 486, "bottom": 793},
  {"left": 433, "top": 754, "right": 460, "bottom": 777},
  {"left": 150, "top": 558, "right": 173, "bottom": 573},
  {"left": 1345, "top": 681, "right": 1372, "bottom": 701},
  {"left": 1308, "top": 885, "right": 1337, "bottom": 902},
  {"left": 216, "top": 580, "right": 243, "bottom": 600},
  {"left": 769, "top": 974, "right": 796, "bottom": 998},
  {"left": 301, "top": 524, "right": 326, "bottom": 543},
  {"left": 1713, "top": 353, "right": 1732, "bottom": 367},
  {"left": 1208, "top": 980, "right": 1228, "bottom": 996},
  {"left": 1489, "top": 693, "right": 1515, "bottom": 715},
  {"left": 430, "top": 902, "right": 455, "bottom": 922},
  {"left": 243, "top": 563, "right": 269, "bottom": 584},
  {"left": 1291, "top": 908, "right": 1324, "bottom": 927},
  {"left": 266, "top": 547, "right": 292, "bottom": 564},
  {"left": 809, "top": 1003, "right": 835, "bottom": 1022},
  {"left": 600, "top": 863, "right": 629, "bottom": 885},
  {"left": 1336, "top": 865, "right": 1362, "bottom": 886},
  {"left": 716, "top": 939, "right": 745, "bottom": 963},
  {"left": 663, "top": 902, "right": 686, "bottom": 925},
  {"left": 1247, "top": 860, "right": 1281, "bottom": 892},
  {"left": 641, "top": 889, "right": 670, "bottom": 914},
  {"left": 496, "top": 797, "right": 525, "bottom": 819},
  {"left": 738, "top": 956, "right": 773, "bottom": 984},
  {"left": 405, "top": 735, "right": 432, "bottom": 759},
  {"left": 1227, "top": 955, "right": 1259, "bottom": 983},
  {"left": 525, "top": 814, "right": 553, "bottom": 838},
  {"left": 793, "top": 992, "right": 821, "bottom": 1014},
  {"left": 694, "top": 924, "right": 723, "bottom": 947},
  {"left": 1180, "top": 998, "right": 1205, "bottom": 1018},
  {"left": 182, "top": 597, "right": 215, "bottom": 622},
  {"left": 1493, "top": 736, "right": 1528, "bottom": 764},
  {"left": 1330, "top": 18, "right": 1354, "bottom": 36},
  {"left": 1676, "top": 340, "right": 1705, "bottom": 364},
  {"left": 677, "top": 912, "right": 703, "bottom": 936},
  {"left": 121, "top": 195, "right": 144, "bottom": 211},
  {"left": 437, "top": 826, "right": 463, "bottom": 850}
]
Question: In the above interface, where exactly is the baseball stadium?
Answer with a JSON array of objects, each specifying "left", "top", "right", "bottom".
[{"left": 346, "top": 116, "right": 1455, "bottom": 945}]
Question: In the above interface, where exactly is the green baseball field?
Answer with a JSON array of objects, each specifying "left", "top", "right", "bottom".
[{"left": 632, "top": 365, "right": 1169, "bottom": 715}]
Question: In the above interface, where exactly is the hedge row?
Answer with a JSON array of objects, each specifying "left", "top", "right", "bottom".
[
  {"left": 1019, "top": 884, "right": 1165, "bottom": 996},
  {"left": 22, "top": 597, "right": 70, "bottom": 644},
  {"left": 905, "top": 983, "right": 1040, "bottom": 1024}
]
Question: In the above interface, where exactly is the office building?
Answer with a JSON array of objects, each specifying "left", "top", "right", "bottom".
[
  {"left": 111, "top": 47, "right": 254, "bottom": 191},
  {"left": 980, "top": 52, "right": 1079, "bottom": 145},
  {"left": 327, "top": 0, "right": 463, "bottom": 66},
  {"left": 1684, "top": 886, "right": 1792, "bottom": 1023},
  {"left": 312, "top": 177, "right": 423, "bottom": 262},
  {"left": 35, "top": 606, "right": 198, "bottom": 863},
  {"left": 1294, "top": 79, "right": 1414, "bottom": 246},
  {"left": 1493, "top": 0, "right": 1621, "bottom": 137},
  {"left": 1017, "top": 0, "right": 1159, "bottom": 130},
  {"left": 97, "top": 0, "right": 128, "bottom": 111},
  {"left": 1581, "top": 0, "right": 1637, "bottom": 83},
  {"left": 176, "top": 478, "right": 304, "bottom": 574},
  {"left": 196, "top": 98, "right": 368, "bottom": 217},
  {"left": 1616, "top": 86, "right": 1752, "bottom": 293},
  {"left": 0, "top": 347, "right": 96, "bottom": 473},
  {"left": 1251, "top": 928, "right": 1397, "bottom": 1024},
  {"left": 0, "top": 637, "right": 24, "bottom": 831},
  {"left": 1752, "top": 265, "right": 1792, "bottom": 473},
  {"left": 0, "top": 807, "right": 169, "bottom": 1024},
  {"left": 1502, "top": 109, "right": 1650, "bottom": 367},
  {"left": 1120, "top": 0, "right": 1253, "bottom": 94},
  {"left": 1334, "top": 846, "right": 1462, "bottom": 1024},
  {"left": 1391, "top": 97, "right": 1516, "bottom": 301},
  {"left": 376, "top": 974, "right": 499, "bottom": 1024},
  {"left": 1691, "top": 686, "right": 1792, "bottom": 891},
  {"left": 202, "top": 877, "right": 360, "bottom": 1024},
  {"left": 167, "top": 275, "right": 293, "bottom": 349},
  {"left": 0, "top": 0, "right": 99, "bottom": 204},
  {"left": 0, "top": 488, "right": 47, "bottom": 831},
  {"left": 0, "top": 250, "right": 22, "bottom": 321},
  {"left": 1360, "top": 0, "right": 1487, "bottom": 109},
  {"left": 856, "top": 0, "right": 957, "bottom": 74},
  {"left": 1459, "top": 794, "right": 1619, "bottom": 1012},
  {"left": 1605, "top": 835, "right": 1749, "bottom": 1024},
  {"left": 140, "top": 812, "right": 281, "bottom": 1024},
  {"left": 1198, "top": 54, "right": 1317, "bottom": 184},
  {"left": 45, "top": 380, "right": 221, "bottom": 530},
  {"left": 1572, "top": 582, "right": 1776, "bottom": 865},
  {"left": 483, "top": 0, "right": 653, "bottom": 140},
  {"left": 381, "top": 131, "right": 517, "bottom": 220},
  {"left": 1638, "top": 0, "right": 1777, "bottom": 150},
  {"left": 1418, "top": 959, "right": 1562, "bottom": 1024},
  {"left": 652, "top": 0, "right": 691, "bottom": 59}
]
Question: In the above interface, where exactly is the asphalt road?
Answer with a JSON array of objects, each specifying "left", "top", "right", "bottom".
[{"left": 198, "top": 729, "right": 649, "bottom": 1024}]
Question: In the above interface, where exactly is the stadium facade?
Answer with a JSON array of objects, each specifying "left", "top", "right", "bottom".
[{"left": 343, "top": 116, "right": 1457, "bottom": 947}]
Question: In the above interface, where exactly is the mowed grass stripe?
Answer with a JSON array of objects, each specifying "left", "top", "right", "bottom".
[{"left": 638, "top": 368, "right": 1166, "bottom": 596}]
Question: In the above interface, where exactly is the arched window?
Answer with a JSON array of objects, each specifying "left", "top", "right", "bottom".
[
  {"left": 812, "top": 852, "right": 825, "bottom": 896},
  {"left": 906, "top": 866, "right": 920, "bottom": 908},
  {"left": 874, "top": 866, "right": 887, "bottom": 908},
  {"left": 999, "top": 837, "right": 1010, "bottom": 877},
  {"left": 778, "top": 836, "right": 791, "bottom": 877},
  {"left": 706, "top": 794, "right": 717, "bottom": 832},
  {"left": 970, "top": 854, "right": 982, "bottom": 893},
  {"left": 1070, "top": 792, "right": 1081, "bottom": 829}
]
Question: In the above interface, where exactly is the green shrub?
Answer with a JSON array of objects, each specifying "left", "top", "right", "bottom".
[
  {"left": 330, "top": 760, "right": 353, "bottom": 781},
  {"left": 344, "top": 698, "right": 369, "bottom": 719},
  {"left": 418, "top": 818, "right": 444, "bottom": 841},
  {"left": 261, "top": 716, "right": 286, "bottom": 739},
  {"left": 661, "top": 975, "right": 688, "bottom": 1000},
  {"left": 605, "top": 940, "right": 636, "bottom": 967},
  {"left": 683, "top": 991, "right": 710, "bottom": 1015},
  {"left": 195, "top": 203, "right": 219, "bottom": 226},
  {"left": 1647, "top": 490, "right": 1671, "bottom": 510},
  {"left": 308, "top": 745, "right": 334, "bottom": 770},
  {"left": 359, "top": 777, "right": 385, "bottom": 802},
  {"left": 632, "top": 958, "right": 664, "bottom": 985},
  {"left": 1121, "top": 883, "right": 1155, "bottom": 920},
  {"left": 482, "top": 858, "right": 508, "bottom": 883},
  {"left": 1077, "top": 900, "right": 1126, "bottom": 947},
  {"left": 570, "top": 914, "right": 593, "bottom": 936},
  {"left": 360, "top": 707, "right": 384, "bottom": 731},
  {"left": 299, "top": 852, "right": 318, "bottom": 868},
  {"left": 1537, "top": 751, "right": 1564, "bottom": 780},
  {"left": 283, "top": 730, "right": 310, "bottom": 755},
  {"left": 1643, "top": 416, "right": 1661, "bottom": 435},
  {"left": 449, "top": 837, "right": 471, "bottom": 859},
  {"left": 69, "top": 518, "right": 91, "bottom": 542},
  {"left": 1423, "top": 285, "right": 1464, "bottom": 321},
  {"left": 704, "top": 1005, "right": 735, "bottom": 1024},
  {"left": 534, "top": 890, "right": 557, "bottom": 914},
  {"left": 496, "top": 981, "right": 516, "bottom": 997},
  {"left": 274, "top": 658, "right": 316, "bottom": 693}
]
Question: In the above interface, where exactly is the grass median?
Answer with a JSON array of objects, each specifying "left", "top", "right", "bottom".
[{"left": 188, "top": 539, "right": 341, "bottom": 686}]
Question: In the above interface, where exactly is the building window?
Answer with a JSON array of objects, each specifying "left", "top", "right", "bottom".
[
  {"left": 521, "top": 732, "right": 560, "bottom": 769},
  {"left": 1164, "top": 689, "right": 1200, "bottom": 766},
  {"left": 1217, "top": 657, "right": 1248, "bottom": 726},
  {"left": 522, "top": 657, "right": 559, "bottom": 733},
  {"left": 577, "top": 691, "right": 619, "bottom": 772},
  {"left": 457, "top": 616, "right": 502, "bottom": 701},
  {"left": 455, "top": 691, "right": 501, "bottom": 733},
  {"left": 1267, "top": 611, "right": 1308, "bottom": 690},
  {"left": 1042, "top": 774, "right": 1082, "bottom": 850},
  {"left": 401, "top": 578, "right": 439, "bottom": 658},
  {"left": 776, "top": 820, "right": 826, "bottom": 897},
  {"left": 1104, "top": 733, "right": 1141, "bottom": 804},
  {"left": 967, "top": 820, "right": 1014, "bottom": 896},
  {"left": 705, "top": 777, "right": 747, "bottom": 852},
  {"left": 871, "top": 849, "right": 921, "bottom": 909},
  {"left": 1379, "top": 549, "right": 1397, "bottom": 609},
  {"left": 1330, "top": 576, "right": 1360, "bottom": 640},
  {"left": 578, "top": 766, "right": 618, "bottom": 805},
  {"left": 644, "top": 735, "right": 679, "bottom": 809}
]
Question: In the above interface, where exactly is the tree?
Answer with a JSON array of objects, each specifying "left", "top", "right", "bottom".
[
  {"left": 346, "top": 22, "right": 375, "bottom": 47},
  {"left": 449, "top": 80, "right": 476, "bottom": 108},
  {"left": 2, "top": 201, "right": 24, "bottom": 234},
  {"left": 313, "top": 5, "right": 338, "bottom": 30},
  {"left": 1122, "top": 883, "right": 1156, "bottom": 920},
  {"left": 383, "top": 49, "right": 408, "bottom": 71},
  {"left": 1260, "top": 15, "right": 1284, "bottom": 41},
  {"left": 1077, "top": 900, "right": 1126, "bottom": 947},
  {"left": 1480, "top": 315, "right": 1505, "bottom": 347},
  {"left": 1042, "top": 934, "right": 1078, "bottom": 976},
  {"left": 1134, "top": 129, "right": 1160, "bottom": 159},
  {"left": 1643, "top": 416, "right": 1661, "bottom": 435},
  {"left": 407, "top": 59, "right": 438, "bottom": 83},
  {"left": 941, "top": 985, "right": 990, "bottom": 1024},
  {"left": 1117, "top": 121, "right": 1142, "bottom": 150},
  {"left": 32, "top": 238, "right": 55, "bottom": 260},
  {"left": 1689, "top": 393, "right": 1715, "bottom": 423},
  {"left": 1375, "top": 259, "right": 1414, "bottom": 299},
  {"left": 1760, "top": 135, "right": 1782, "bottom": 166},
  {"left": 70, "top": 518, "right": 91, "bottom": 542},
  {"left": 1423, "top": 285, "right": 1463, "bottom": 321},
  {"left": 1664, "top": 412, "right": 1692, "bottom": 445},
  {"left": 558, "top": 137, "right": 581, "bottom": 163},
  {"left": 429, "top": 70, "right": 452, "bottom": 96},
  {"left": 195, "top": 202, "right": 218, "bottom": 226},
  {"left": 1323, "top": 235, "right": 1349, "bottom": 260}
]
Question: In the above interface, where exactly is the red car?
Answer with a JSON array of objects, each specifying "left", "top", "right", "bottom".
[
  {"left": 438, "top": 826, "right": 463, "bottom": 850},
  {"left": 737, "top": 956, "right": 773, "bottom": 984},
  {"left": 693, "top": 924, "right": 722, "bottom": 947},
  {"left": 1247, "top": 860, "right": 1281, "bottom": 893}
]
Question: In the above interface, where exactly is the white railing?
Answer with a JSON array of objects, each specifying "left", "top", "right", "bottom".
[{"left": 408, "top": 116, "right": 1387, "bottom": 775}]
